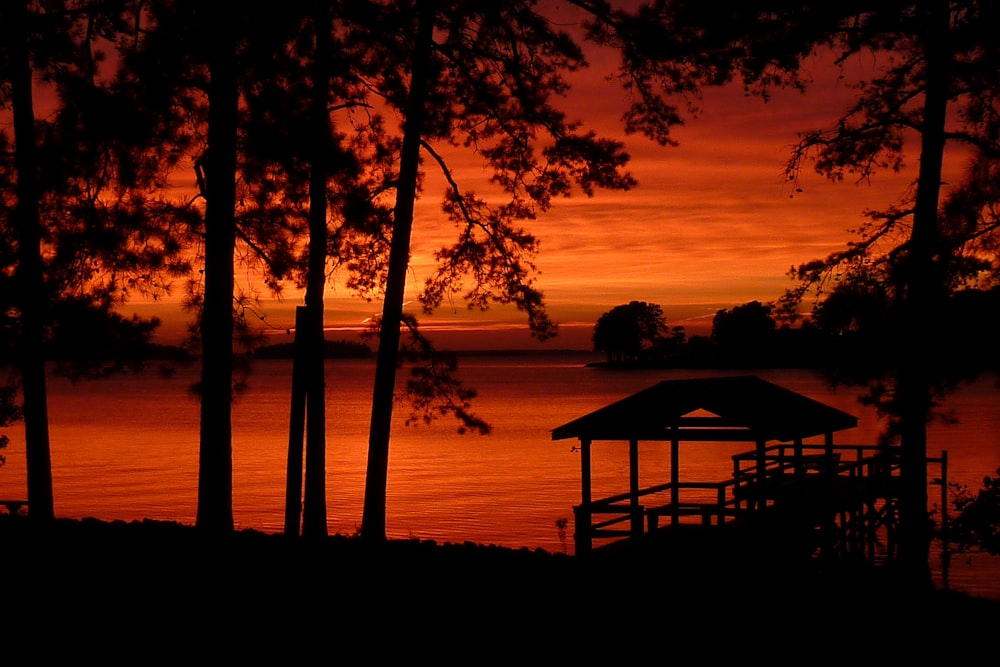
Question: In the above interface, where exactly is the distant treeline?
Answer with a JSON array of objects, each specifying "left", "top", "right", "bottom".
[
  {"left": 590, "top": 324, "right": 1000, "bottom": 374},
  {"left": 590, "top": 289, "right": 1000, "bottom": 377}
]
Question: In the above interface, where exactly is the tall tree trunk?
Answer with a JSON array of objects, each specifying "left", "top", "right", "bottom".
[
  {"left": 9, "top": 0, "right": 55, "bottom": 523},
  {"left": 301, "top": 0, "right": 332, "bottom": 540},
  {"left": 360, "top": 0, "right": 436, "bottom": 542},
  {"left": 196, "top": 7, "right": 238, "bottom": 533},
  {"left": 895, "top": 0, "right": 951, "bottom": 586}
]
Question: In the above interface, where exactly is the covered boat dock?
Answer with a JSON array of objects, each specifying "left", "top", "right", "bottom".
[{"left": 552, "top": 376, "right": 948, "bottom": 562}]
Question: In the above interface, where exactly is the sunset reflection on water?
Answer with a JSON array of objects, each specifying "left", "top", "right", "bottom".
[{"left": 2, "top": 355, "right": 998, "bottom": 598}]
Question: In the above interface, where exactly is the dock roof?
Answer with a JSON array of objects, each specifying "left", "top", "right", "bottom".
[{"left": 551, "top": 375, "right": 858, "bottom": 443}]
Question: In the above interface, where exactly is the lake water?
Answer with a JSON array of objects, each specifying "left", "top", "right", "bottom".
[{"left": 2, "top": 352, "right": 998, "bottom": 599}]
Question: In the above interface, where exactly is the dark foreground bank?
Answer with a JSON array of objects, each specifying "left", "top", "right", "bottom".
[{"left": 3, "top": 516, "right": 997, "bottom": 660}]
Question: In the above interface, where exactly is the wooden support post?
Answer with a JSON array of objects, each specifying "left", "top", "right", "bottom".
[
  {"left": 940, "top": 450, "right": 949, "bottom": 554},
  {"left": 576, "top": 438, "right": 592, "bottom": 556},
  {"left": 755, "top": 439, "right": 766, "bottom": 510},
  {"left": 717, "top": 486, "right": 726, "bottom": 526},
  {"left": 629, "top": 438, "right": 642, "bottom": 538},
  {"left": 793, "top": 437, "right": 804, "bottom": 479},
  {"left": 822, "top": 432, "right": 837, "bottom": 514},
  {"left": 670, "top": 431, "right": 679, "bottom": 525}
]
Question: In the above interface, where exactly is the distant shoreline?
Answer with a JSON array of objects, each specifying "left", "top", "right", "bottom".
[
  {"left": 135, "top": 343, "right": 600, "bottom": 362},
  {"left": 451, "top": 348, "right": 596, "bottom": 357}
]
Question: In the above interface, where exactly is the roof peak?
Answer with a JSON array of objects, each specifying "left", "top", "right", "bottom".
[{"left": 552, "top": 376, "right": 859, "bottom": 443}]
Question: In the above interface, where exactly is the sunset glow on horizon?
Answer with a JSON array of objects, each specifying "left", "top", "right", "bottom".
[{"left": 133, "top": 40, "right": 964, "bottom": 351}]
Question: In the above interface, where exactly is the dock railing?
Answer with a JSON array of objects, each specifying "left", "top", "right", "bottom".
[
  {"left": 575, "top": 444, "right": 948, "bottom": 557},
  {"left": 574, "top": 478, "right": 744, "bottom": 549}
]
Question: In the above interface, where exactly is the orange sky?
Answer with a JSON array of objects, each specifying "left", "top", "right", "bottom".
[{"left": 135, "top": 18, "right": 963, "bottom": 352}]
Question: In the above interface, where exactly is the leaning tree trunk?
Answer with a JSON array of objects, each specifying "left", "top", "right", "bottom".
[
  {"left": 360, "top": 0, "right": 436, "bottom": 543},
  {"left": 9, "top": 0, "right": 55, "bottom": 523},
  {"left": 196, "top": 7, "right": 238, "bottom": 533},
  {"left": 894, "top": 0, "right": 951, "bottom": 587}
]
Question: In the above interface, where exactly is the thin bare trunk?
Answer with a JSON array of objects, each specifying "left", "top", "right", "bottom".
[
  {"left": 360, "top": 0, "right": 437, "bottom": 542},
  {"left": 284, "top": 306, "right": 308, "bottom": 535}
]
